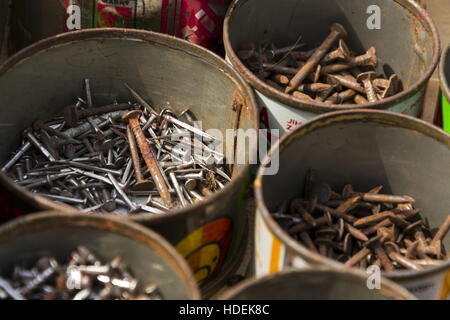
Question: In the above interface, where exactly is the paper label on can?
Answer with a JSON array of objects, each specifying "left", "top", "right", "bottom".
[
  {"left": 255, "top": 86, "right": 424, "bottom": 150},
  {"left": 401, "top": 272, "right": 445, "bottom": 300},
  {"left": 95, "top": 0, "right": 136, "bottom": 28},
  {"left": 175, "top": 218, "right": 232, "bottom": 285},
  {"left": 255, "top": 210, "right": 285, "bottom": 277}
]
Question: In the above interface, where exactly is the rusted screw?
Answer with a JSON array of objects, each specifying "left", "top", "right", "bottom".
[
  {"left": 122, "top": 110, "right": 172, "bottom": 208},
  {"left": 357, "top": 71, "right": 378, "bottom": 103},
  {"left": 366, "top": 236, "right": 395, "bottom": 272},
  {"left": 381, "top": 74, "right": 400, "bottom": 99},
  {"left": 125, "top": 127, "right": 153, "bottom": 191},
  {"left": 321, "top": 47, "right": 378, "bottom": 75},
  {"left": 322, "top": 40, "right": 351, "bottom": 64},
  {"left": 354, "top": 94, "right": 369, "bottom": 104},
  {"left": 285, "top": 23, "right": 348, "bottom": 93},
  {"left": 327, "top": 75, "right": 365, "bottom": 94},
  {"left": 429, "top": 215, "right": 450, "bottom": 256}
]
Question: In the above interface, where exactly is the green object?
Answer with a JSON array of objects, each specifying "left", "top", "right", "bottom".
[{"left": 442, "top": 94, "right": 450, "bottom": 134}]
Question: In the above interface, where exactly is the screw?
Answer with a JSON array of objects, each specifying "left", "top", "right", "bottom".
[
  {"left": 430, "top": 215, "right": 450, "bottom": 256},
  {"left": 24, "top": 129, "right": 56, "bottom": 162},
  {"left": 125, "top": 127, "right": 153, "bottom": 192},
  {"left": 267, "top": 42, "right": 305, "bottom": 60},
  {"left": 385, "top": 241, "right": 421, "bottom": 270},
  {"left": 322, "top": 39, "right": 351, "bottom": 64},
  {"left": 320, "top": 47, "right": 378, "bottom": 74},
  {"left": 381, "top": 74, "right": 400, "bottom": 99},
  {"left": 169, "top": 172, "right": 187, "bottom": 207},
  {"left": 122, "top": 110, "right": 172, "bottom": 208},
  {"left": 366, "top": 235, "right": 395, "bottom": 272},
  {"left": 354, "top": 94, "right": 369, "bottom": 104},
  {"left": 261, "top": 63, "right": 298, "bottom": 75},
  {"left": 327, "top": 74, "right": 365, "bottom": 94},
  {"left": 357, "top": 71, "right": 378, "bottom": 103},
  {"left": 286, "top": 23, "right": 347, "bottom": 93}
]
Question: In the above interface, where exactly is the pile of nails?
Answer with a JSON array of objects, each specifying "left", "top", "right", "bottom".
[
  {"left": 0, "top": 246, "right": 162, "bottom": 300},
  {"left": 1, "top": 79, "right": 230, "bottom": 214},
  {"left": 273, "top": 169, "right": 450, "bottom": 272},
  {"left": 238, "top": 23, "right": 401, "bottom": 105}
]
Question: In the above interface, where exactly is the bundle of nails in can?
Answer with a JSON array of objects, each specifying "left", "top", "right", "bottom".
[
  {"left": 238, "top": 23, "right": 402, "bottom": 104},
  {"left": 273, "top": 169, "right": 450, "bottom": 272},
  {"left": 1, "top": 79, "right": 231, "bottom": 214},
  {"left": 0, "top": 246, "right": 162, "bottom": 300}
]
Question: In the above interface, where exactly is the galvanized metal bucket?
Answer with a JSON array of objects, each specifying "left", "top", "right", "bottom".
[
  {"left": 440, "top": 42, "right": 450, "bottom": 133},
  {"left": 254, "top": 109, "right": 450, "bottom": 300},
  {"left": 224, "top": 0, "right": 440, "bottom": 142},
  {"left": 0, "top": 28, "right": 258, "bottom": 296},
  {"left": 219, "top": 268, "right": 415, "bottom": 300},
  {"left": 0, "top": 211, "right": 200, "bottom": 299}
]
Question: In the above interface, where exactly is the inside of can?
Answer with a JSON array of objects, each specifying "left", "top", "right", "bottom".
[
  {"left": 260, "top": 115, "right": 450, "bottom": 252},
  {"left": 228, "top": 0, "right": 435, "bottom": 91},
  {"left": 0, "top": 222, "right": 195, "bottom": 299}
]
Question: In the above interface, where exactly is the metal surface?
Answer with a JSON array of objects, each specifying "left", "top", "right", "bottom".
[
  {"left": 0, "top": 0, "right": 10, "bottom": 61},
  {"left": 219, "top": 268, "right": 415, "bottom": 300},
  {"left": 224, "top": 0, "right": 440, "bottom": 138},
  {"left": 0, "top": 28, "right": 258, "bottom": 297},
  {"left": 254, "top": 110, "right": 450, "bottom": 299},
  {"left": 440, "top": 42, "right": 450, "bottom": 103},
  {"left": 0, "top": 211, "right": 200, "bottom": 300}
]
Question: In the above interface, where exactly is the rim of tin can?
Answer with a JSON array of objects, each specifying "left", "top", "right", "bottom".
[
  {"left": 254, "top": 109, "right": 450, "bottom": 281},
  {"left": 0, "top": 28, "right": 259, "bottom": 223},
  {"left": 224, "top": 0, "right": 441, "bottom": 113},
  {"left": 0, "top": 211, "right": 201, "bottom": 299},
  {"left": 439, "top": 42, "right": 450, "bottom": 103},
  {"left": 217, "top": 267, "right": 416, "bottom": 300}
]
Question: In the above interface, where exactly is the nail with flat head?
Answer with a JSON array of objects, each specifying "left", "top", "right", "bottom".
[
  {"left": 286, "top": 23, "right": 347, "bottom": 93},
  {"left": 357, "top": 71, "right": 378, "bottom": 103},
  {"left": 322, "top": 39, "right": 351, "bottom": 64},
  {"left": 122, "top": 110, "right": 172, "bottom": 207}
]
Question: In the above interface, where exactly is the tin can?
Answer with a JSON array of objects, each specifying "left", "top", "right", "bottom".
[
  {"left": 219, "top": 268, "right": 415, "bottom": 300},
  {"left": 10, "top": 0, "right": 230, "bottom": 53},
  {"left": 254, "top": 109, "right": 450, "bottom": 299},
  {"left": 0, "top": 28, "right": 258, "bottom": 297},
  {"left": 0, "top": 211, "right": 200, "bottom": 299},
  {"left": 224, "top": 0, "right": 440, "bottom": 144}
]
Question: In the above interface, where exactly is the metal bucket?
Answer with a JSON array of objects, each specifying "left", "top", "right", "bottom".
[
  {"left": 219, "top": 268, "right": 415, "bottom": 300},
  {"left": 254, "top": 109, "right": 450, "bottom": 299},
  {"left": 10, "top": 0, "right": 231, "bottom": 54},
  {"left": 0, "top": 211, "right": 200, "bottom": 299},
  {"left": 0, "top": 28, "right": 258, "bottom": 296},
  {"left": 440, "top": 42, "right": 450, "bottom": 133},
  {"left": 224, "top": 0, "right": 440, "bottom": 142}
]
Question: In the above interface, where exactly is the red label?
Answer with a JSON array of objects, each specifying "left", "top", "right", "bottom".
[{"left": 95, "top": 1, "right": 135, "bottom": 28}]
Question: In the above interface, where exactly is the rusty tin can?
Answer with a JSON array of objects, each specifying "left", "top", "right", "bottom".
[
  {"left": 224, "top": 0, "right": 440, "bottom": 144},
  {"left": 219, "top": 268, "right": 415, "bottom": 300},
  {"left": 254, "top": 110, "right": 450, "bottom": 299},
  {"left": 0, "top": 211, "right": 200, "bottom": 299},
  {"left": 0, "top": 28, "right": 258, "bottom": 297},
  {"left": 10, "top": 0, "right": 230, "bottom": 53}
]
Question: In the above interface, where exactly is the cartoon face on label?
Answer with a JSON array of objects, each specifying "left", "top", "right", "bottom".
[{"left": 176, "top": 218, "right": 232, "bottom": 284}]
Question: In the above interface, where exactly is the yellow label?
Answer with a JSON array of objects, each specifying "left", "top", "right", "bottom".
[
  {"left": 440, "top": 270, "right": 450, "bottom": 300},
  {"left": 176, "top": 218, "right": 232, "bottom": 284}
]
